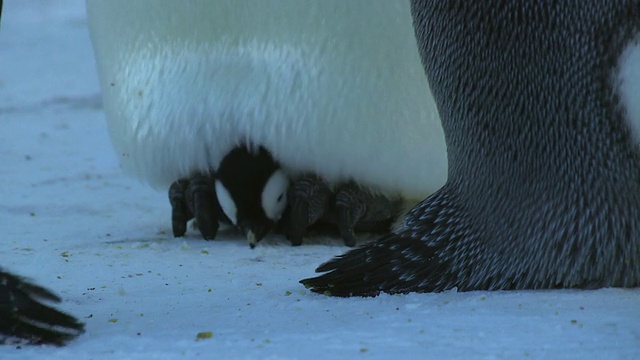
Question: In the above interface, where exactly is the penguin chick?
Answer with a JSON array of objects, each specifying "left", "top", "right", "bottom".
[
  {"left": 216, "top": 145, "right": 289, "bottom": 248},
  {"left": 285, "top": 176, "right": 407, "bottom": 247},
  {"left": 0, "top": 268, "right": 84, "bottom": 345},
  {"left": 302, "top": 1, "right": 640, "bottom": 296},
  {"left": 170, "top": 145, "right": 288, "bottom": 248},
  {"left": 170, "top": 163, "right": 405, "bottom": 247}
]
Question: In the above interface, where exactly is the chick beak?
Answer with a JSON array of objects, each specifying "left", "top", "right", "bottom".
[
  {"left": 241, "top": 223, "right": 271, "bottom": 249},
  {"left": 246, "top": 230, "right": 258, "bottom": 249}
]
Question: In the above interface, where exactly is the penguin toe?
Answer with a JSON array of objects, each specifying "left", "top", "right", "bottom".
[
  {"left": 285, "top": 198, "right": 310, "bottom": 246},
  {"left": 168, "top": 174, "right": 220, "bottom": 240},
  {"left": 334, "top": 185, "right": 365, "bottom": 247},
  {"left": 168, "top": 180, "right": 192, "bottom": 237},
  {"left": 187, "top": 175, "right": 220, "bottom": 240},
  {"left": 340, "top": 231, "right": 358, "bottom": 247},
  {"left": 284, "top": 176, "right": 405, "bottom": 246},
  {"left": 334, "top": 184, "right": 403, "bottom": 247},
  {"left": 0, "top": 270, "right": 84, "bottom": 345},
  {"left": 284, "top": 176, "right": 331, "bottom": 245}
]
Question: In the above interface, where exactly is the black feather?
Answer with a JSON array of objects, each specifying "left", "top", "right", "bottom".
[
  {"left": 303, "top": 0, "right": 640, "bottom": 296},
  {"left": 0, "top": 269, "right": 84, "bottom": 345}
]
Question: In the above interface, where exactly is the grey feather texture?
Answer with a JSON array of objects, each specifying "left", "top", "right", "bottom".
[{"left": 302, "top": 0, "right": 640, "bottom": 296}]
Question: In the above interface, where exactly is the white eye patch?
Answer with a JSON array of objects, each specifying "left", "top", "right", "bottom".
[
  {"left": 261, "top": 169, "right": 289, "bottom": 221},
  {"left": 215, "top": 180, "right": 237, "bottom": 225}
]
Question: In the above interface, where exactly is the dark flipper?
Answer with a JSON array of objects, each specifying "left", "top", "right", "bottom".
[
  {"left": 0, "top": 269, "right": 84, "bottom": 345},
  {"left": 168, "top": 174, "right": 219, "bottom": 240}
]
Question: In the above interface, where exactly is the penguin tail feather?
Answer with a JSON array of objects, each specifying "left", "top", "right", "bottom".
[
  {"left": 0, "top": 269, "right": 85, "bottom": 345},
  {"left": 300, "top": 185, "right": 465, "bottom": 297},
  {"left": 300, "top": 232, "right": 447, "bottom": 297}
]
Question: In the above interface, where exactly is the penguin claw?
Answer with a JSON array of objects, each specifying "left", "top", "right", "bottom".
[
  {"left": 169, "top": 172, "right": 403, "bottom": 246},
  {"left": 168, "top": 174, "right": 220, "bottom": 240},
  {"left": 335, "top": 183, "right": 404, "bottom": 247},
  {"left": 335, "top": 184, "right": 367, "bottom": 247},
  {"left": 188, "top": 175, "right": 220, "bottom": 240},
  {"left": 0, "top": 269, "right": 84, "bottom": 345},
  {"left": 169, "top": 180, "right": 192, "bottom": 237},
  {"left": 285, "top": 198, "right": 307, "bottom": 246},
  {"left": 335, "top": 209, "right": 358, "bottom": 247}
]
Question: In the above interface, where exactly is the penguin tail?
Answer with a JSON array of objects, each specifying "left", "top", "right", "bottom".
[
  {"left": 0, "top": 269, "right": 85, "bottom": 345},
  {"left": 300, "top": 233, "right": 439, "bottom": 297},
  {"left": 300, "top": 185, "right": 467, "bottom": 297}
]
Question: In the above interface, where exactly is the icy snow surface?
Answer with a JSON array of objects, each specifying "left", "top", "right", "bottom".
[{"left": 0, "top": 1, "right": 638, "bottom": 359}]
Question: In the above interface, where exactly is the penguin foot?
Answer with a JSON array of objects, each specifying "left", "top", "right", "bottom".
[
  {"left": 334, "top": 182, "right": 403, "bottom": 247},
  {"left": 168, "top": 174, "right": 220, "bottom": 240},
  {"left": 0, "top": 269, "right": 84, "bottom": 345},
  {"left": 285, "top": 177, "right": 403, "bottom": 247},
  {"left": 285, "top": 176, "right": 332, "bottom": 246}
]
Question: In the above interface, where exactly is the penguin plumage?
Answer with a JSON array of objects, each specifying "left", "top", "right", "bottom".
[
  {"left": 214, "top": 145, "right": 288, "bottom": 245},
  {"left": 167, "top": 144, "right": 288, "bottom": 244},
  {"left": 86, "top": 0, "right": 446, "bottom": 200},
  {"left": 302, "top": 0, "right": 640, "bottom": 296},
  {"left": 0, "top": 268, "right": 84, "bottom": 344}
]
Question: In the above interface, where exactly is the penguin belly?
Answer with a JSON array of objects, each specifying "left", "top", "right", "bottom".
[{"left": 86, "top": 0, "right": 446, "bottom": 200}]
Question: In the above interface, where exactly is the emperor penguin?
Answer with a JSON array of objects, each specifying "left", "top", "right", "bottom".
[
  {"left": 0, "top": 268, "right": 84, "bottom": 345},
  {"left": 302, "top": 1, "right": 640, "bottom": 296},
  {"left": 86, "top": 1, "right": 447, "bottom": 243}
]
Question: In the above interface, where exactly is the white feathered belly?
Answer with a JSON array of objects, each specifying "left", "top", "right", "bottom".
[{"left": 87, "top": 0, "right": 447, "bottom": 199}]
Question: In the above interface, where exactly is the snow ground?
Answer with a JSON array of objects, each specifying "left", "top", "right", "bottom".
[{"left": 0, "top": 1, "right": 639, "bottom": 359}]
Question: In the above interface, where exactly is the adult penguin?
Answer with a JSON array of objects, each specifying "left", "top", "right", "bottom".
[
  {"left": 303, "top": 1, "right": 640, "bottom": 296},
  {"left": 86, "top": 0, "right": 447, "bottom": 244}
]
